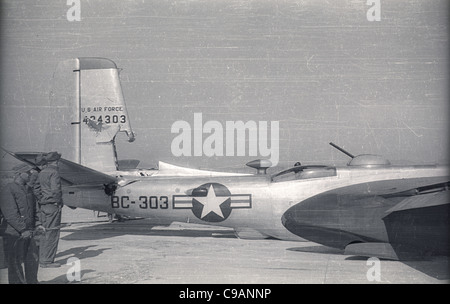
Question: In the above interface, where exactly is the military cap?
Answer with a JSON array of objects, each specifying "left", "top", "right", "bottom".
[
  {"left": 45, "top": 151, "right": 61, "bottom": 162},
  {"left": 35, "top": 153, "right": 47, "bottom": 166}
]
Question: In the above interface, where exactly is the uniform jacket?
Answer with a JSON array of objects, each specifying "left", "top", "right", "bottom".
[
  {"left": 29, "top": 170, "right": 42, "bottom": 202},
  {"left": 0, "top": 181, "right": 38, "bottom": 236},
  {"left": 38, "top": 164, "right": 63, "bottom": 205}
]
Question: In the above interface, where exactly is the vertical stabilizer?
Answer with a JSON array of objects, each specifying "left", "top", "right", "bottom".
[{"left": 45, "top": 57, "right": 135, "bottom": 173}]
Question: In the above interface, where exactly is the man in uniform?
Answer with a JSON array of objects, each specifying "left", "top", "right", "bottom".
[
  {"left": 38, "top": 151, "right": 63, "bottom": 268},
  {"left": 0, "top": 164, "right": 40, "bottom": 284},
  {"left": 30, "top": 153, "right": 46, "bottom": 224},
  {"left": 31, "top": 154, "right": 46, "bottom": 199}
]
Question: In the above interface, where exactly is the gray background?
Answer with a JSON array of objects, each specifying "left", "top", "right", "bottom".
[{"left": 0, "top": 0, "right": 448, "bottom": 172}]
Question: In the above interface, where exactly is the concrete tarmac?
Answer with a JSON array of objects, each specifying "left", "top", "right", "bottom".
[{"left": 0, "top": 208, "right": 448, "bottom": 284}]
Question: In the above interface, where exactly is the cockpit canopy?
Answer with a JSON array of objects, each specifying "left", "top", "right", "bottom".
[{"left": 271, "top": 165, "right": 337, "bottom": 182}]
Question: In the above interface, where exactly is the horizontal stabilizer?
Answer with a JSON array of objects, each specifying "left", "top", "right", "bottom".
[
  {"left": 117, "top": 159, "right": 141, "bottom": 170},
  {"left": 57, "top": 158, "right": 118, "bottom": 186},
  {"left": 3, "top": 150, "right": 117, "bottom": 186}
]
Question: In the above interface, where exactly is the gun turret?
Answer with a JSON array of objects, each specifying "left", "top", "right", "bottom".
[{"left": 329, "top": 142, "right": 390, "bottom": 167}]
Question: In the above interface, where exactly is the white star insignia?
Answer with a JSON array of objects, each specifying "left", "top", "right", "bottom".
[{"left": 194, "top": 184, "right": 230, "bottom": 219}]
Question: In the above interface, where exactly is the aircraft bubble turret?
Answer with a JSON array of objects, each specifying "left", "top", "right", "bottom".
[
  {"left": 329, "top": 142, "right": 391, "bottom": 167},
  {"left": 347, "top": 154, "right": 391, "bottom": 167}
]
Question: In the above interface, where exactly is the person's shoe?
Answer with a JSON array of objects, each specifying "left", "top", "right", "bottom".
[{"left": 40, "top": 263, "right": 60, "bottom": 268}]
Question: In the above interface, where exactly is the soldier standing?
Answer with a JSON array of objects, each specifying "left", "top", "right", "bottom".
[
  {"left": 0, "top": 164, "right": 40, "bottom": 284},
  {"left": 38, "top": 152, "right": 63, "bottom": 268},
  {"left": 31, "top": 154, "right": 46, "bottom": 224}
]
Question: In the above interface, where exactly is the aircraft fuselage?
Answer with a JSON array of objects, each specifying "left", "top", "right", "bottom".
[{"left": 62, "top": 164, "right": 449, "bottom": 242}]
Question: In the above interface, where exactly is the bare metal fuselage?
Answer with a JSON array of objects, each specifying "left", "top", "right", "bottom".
[{"left": 62, "top": 164, "right": 449, "bottom": 242}]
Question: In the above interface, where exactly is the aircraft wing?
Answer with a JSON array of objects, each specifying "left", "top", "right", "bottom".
[
  {"left": 2, "top": 150, "right": 117, "bottom": 186},
  {"left": 281, "top": 166, "right": 450, "bottom": 260}
]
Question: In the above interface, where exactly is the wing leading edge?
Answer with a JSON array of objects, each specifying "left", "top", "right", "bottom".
[{"left": 282, "top": 167, "right": 449, "bottom": 260}]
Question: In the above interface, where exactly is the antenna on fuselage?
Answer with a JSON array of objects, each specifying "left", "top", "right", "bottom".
[{"left": 329, "top": 142, "right": 355, "bottom": 159}]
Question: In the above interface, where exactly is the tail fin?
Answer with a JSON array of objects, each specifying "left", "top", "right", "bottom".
[{"left": 45, "top": 57, "right": 135, "bottom": 173}]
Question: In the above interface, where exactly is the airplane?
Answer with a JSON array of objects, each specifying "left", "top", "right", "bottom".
[{"left": 2, "top": 57, "right": 449, "bottom": 261}]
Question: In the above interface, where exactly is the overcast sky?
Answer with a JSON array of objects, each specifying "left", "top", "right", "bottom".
[{"left": 0, "top": 0, "right": 448, "bottom": 171}]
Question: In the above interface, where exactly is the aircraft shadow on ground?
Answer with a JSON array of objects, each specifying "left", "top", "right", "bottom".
[
  {"left": 61, "top": 219, "right": 237, "bottom": 241},
  {"left": 287, "top": 245, "right": 344, "bottom": 255},
  {"left": 38, "top": 246, "right": 107, "bottom": 284},
  {"left": 344, "top": 253, "right": 449, "bottom": 280},
  {"left": 400, "top": 258, "right": 449, "bottom": 280},
  {"left": 289, "top": 245, "right": 449, "bottom": 280},
  {"left": 55, "top": 245, "right": 112, "bottom": 263},
  {"left": 40, "top": 269, "right": 97, "bottom": 284},
  {"left": 345, "top": 255, "right": 449, "bottom": 280}
]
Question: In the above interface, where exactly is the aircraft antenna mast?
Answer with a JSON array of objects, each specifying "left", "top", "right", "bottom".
[{"left": 329, "top": 142, "right": 355, "bottom": 159}]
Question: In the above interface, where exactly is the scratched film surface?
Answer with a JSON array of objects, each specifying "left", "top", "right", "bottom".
[
  {"left": 0, "top": 0, "right": 449, "bottom": 286},
  {"left": 0, "top": 0, "right": 448, "bottom": 171}
]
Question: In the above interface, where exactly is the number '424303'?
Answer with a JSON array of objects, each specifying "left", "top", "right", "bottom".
[{"left": 83, "top": 115, "right": 126, "bottom": 124}]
